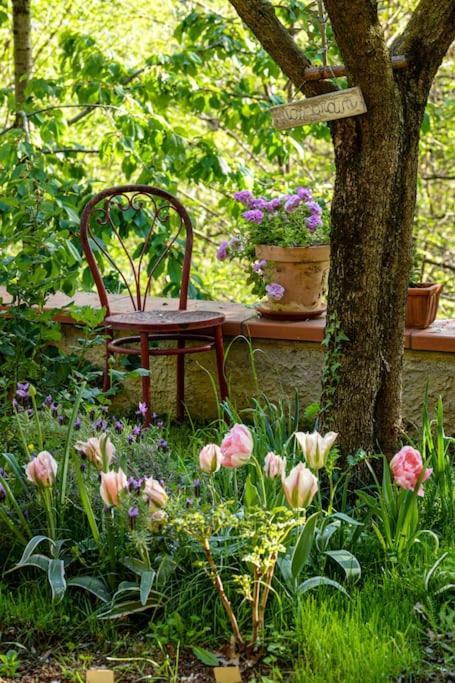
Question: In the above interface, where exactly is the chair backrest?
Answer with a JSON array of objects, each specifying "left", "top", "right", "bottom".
[{"left": 80, "top": 185, "right": 193, "bottom": 315}]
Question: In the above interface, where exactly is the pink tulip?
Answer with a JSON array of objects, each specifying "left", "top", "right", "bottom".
[
  {"left": 390, "top": 446, "right": 432, "bottom": 496},
  {"left": 75, "top": 434, "right": 115, "bottom": 470},
  {"left": 26, "top": 451, "right": 58, "bottom": 488},
  {"left": 263, "top": 452, "right": 286, "bottom": 479},
  {"left": 220, "top": 424, "right": 253, "bottom": 468},
  {"left": 199, "top": 444, "right": 223, "bottom": 474},
  {"left": 143, "top": 477, "right": 168, "bottom": 511},
  {"left": 100, "top": 468, "right": 128, "bottom": 507},
  {"left": 295, "top": 431, "right": 338, "bottom": 470},
  {"left": 282, "top": 463, "right": 318, "bottom": 509}
]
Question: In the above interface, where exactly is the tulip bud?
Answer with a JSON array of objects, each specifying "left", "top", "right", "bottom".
[
  {"left": 99, "top": 468, "right": 128, "bottom": 507},
  {"left": 75, "top": 435, "right": 115, "bottom": 471},
  {"left": 282, "top": 463, "right": 318, "bottom": 509},
  {"left": 199, "top": 444, "right": 222, "bottom": 474},
  {"left": 26, "top": 451, "right": 58, "bottom": 488},
  {"left": 294, "top": 431, "right": 338, "bottom": 470},
  {"left": 263, "top": 452, "right": 286, "bottom": 479},
  {"left": 220, "top": 424, "right": 253, "bottom": 468},
  {"left": 143, "top": 477, "right": 168, "bottom": 512}
]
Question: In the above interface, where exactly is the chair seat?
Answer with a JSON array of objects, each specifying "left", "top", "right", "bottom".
[{"left": 105, "top": 309, "right": 225, "bottom": 332}]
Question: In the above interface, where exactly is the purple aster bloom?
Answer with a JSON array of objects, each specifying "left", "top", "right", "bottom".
[
  {"left": 216, "top": 240, "right": 229, "bottom": 261},
  {"left": 266, "top": 283, "right": 285, "bottom": 301},
  {"left": 250, "top": 197, "right": 268, "bottom": 210},
  {"left": 43, "top": 395, "right": 53, "bottom": 407},
  {"left": 137, "top": 402, "right": 148, "bottom": 417},
  {"left": 128, "top": 505, "right": 139, "bottom": 519},
  {"left": 306, "top": 214, "right": 323, "bottom": 232},
  {"left": 234, "top": 190, "right": 254, "bottom": 206},
  {"left": 0, "top": 483, "right": 6, "bottom": 503},
  {"left": 253, "top": 259, "right": 267, "bottom": 274},
  {"left": 114, "top": 419, "right": 124, "bottom": 433},
  {"left": 296, "top": 186, "right": 313, "bottom": 201},
  {"left": 243, "top": 209, "right": 264, "bottom": 224},
  {"left": 74, "top": 416, "right": 82, "bottom": 430},
  {"left": 159, "top": 438, "right": 168, "bottom": 450},
  {"left": 306, "top": 200, "right": 322, "bottom": 216},
  {"left": 284, "top": 194, "right": 301, "bottom": 213},
  {"left": 194, "top": 478, "right": 201, "bottom": 498},
  {"left": 266, "top": 198, "right": 282, "bottom": 212},
  {"left": 16, "top": 382, "right": 30, "bottom": 399}
]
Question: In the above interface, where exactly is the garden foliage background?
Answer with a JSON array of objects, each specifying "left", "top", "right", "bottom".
[{"left": 0, "top": 0, "right": 453, "bottom": 310}]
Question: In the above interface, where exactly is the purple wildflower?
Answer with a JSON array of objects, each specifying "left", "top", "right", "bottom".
[
  {"left": 127, "top": 434, "right": 134, "bottom": 444},
  {"left": 250, "top": 197, "right": 268, "bottom": 210},
  {"left": 12, "top": 398, "right": 21, "bottom": 412},
  {"left": 306, "top": 200, "right": 322, "bottom": 216},
  {"left": 266, "top": 283, "right": 285, "bottom": 301},
  {"left": 296, "top": 187, "right": 313, "bottom": 201},
  {"left": 266, "top": 198, "right": 282, "bottom": 212},
  {"left": 159, "top": 438, "right": 168, "bottom": 450},
  {"left": 16, "top": 382, "right": 30, "bottom": 399},
  {"left": 137, "top": 402, "right": 148, "bottom": 418},
  {"left": 252, "top": 259, "right": 267, "bottom": 275},
  {"left": 50, "top": 402, "right": 59, "bottom": 417},
  {"left": 58, "top": 415, "right": 65, "bottom": 426},
  {"left": 306, "top": 214, "right": 323, "bottom": 232},
  {"left": 194, "top": 478, "right": 201, "bottom": 498},
  {"left": 128, "top": 477, "right": 142, "bottom": 493},
  {"left": 228, "top": 237, "right": 242, "bottom": 252},
  {"left": 284, "top": 195, "right": 301, "bottom": 213},
  {"left": 234, "top": 190, "right": 254, "bottom": 206},
  {"left": 74, "top": 416, "right": 82, "bottom": 430},
  {"left": 156, "top": 420, "right": 164, "bottom": 429},
  {"left": 186, "top": 497, "right": 193, "bottom": 508},
  {"left": 132, "top": 424, "right": 142, "bottom": 438},
  {"left": 43, "top": 395, "right": 53, "bottom": 407},
  {"left": 94, "top": 418, "right": 108, "bottom": 432},
  {"left": 128, "top": 506, "right": 139, "bottom": 519},
  {"left": 0, "top": 483, "right": 6, "bottom": 503},
  {"left": 216, "top": 240, "right": 229, "bottom": 261},
  {"left": 114, "top": 420, "right": 124, "bottom": 433},
  {"left": 243, "top": 209, "right": 264, "bottom": 224}
]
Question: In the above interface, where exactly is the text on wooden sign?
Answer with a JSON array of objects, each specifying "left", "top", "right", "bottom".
[{"left": 270, "top": 87, "right": 367, "bottom": 129}]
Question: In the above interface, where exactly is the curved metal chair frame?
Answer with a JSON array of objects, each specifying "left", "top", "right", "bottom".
[{"left": 80, "top": 184, "right": 228, "bottom": 424}]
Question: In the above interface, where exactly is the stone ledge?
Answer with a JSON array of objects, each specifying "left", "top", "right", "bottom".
[{"left": 0, "top": 287, "right": 453, "bottom": 353}]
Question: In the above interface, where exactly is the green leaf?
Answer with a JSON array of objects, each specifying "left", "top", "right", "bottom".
[
  {"left": 324, "top": 550, "right": 361, "bottom": 583},
  {"left": 67, "top": 576, "right": 111, "bottom": 603},
  {"left": 244, "top": 475, "right": 260, "bottom": 509},
  {"left": 191, "top": 646, "right": 220, "bottom": 667},
  {"left": 140, "top": 570, "right": 156, "bottom": 606},
  {"left": 297, "top": 576, "right": 350, "bottom": 598},
  {"left": 291, "top": 512, "right": 319, "bottom": 579},
  {"left": 48, "top": 559, "right": 66, "bottom": 602},
  {"left": 17, "top": 535, "right": 52, "bottom": 565},
  {"left": 331, "top": 512, "right": 363, "bottom": 527}
]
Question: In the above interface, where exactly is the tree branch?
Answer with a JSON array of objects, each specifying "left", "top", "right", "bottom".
[{"left": 227, "top": 0, "right": 337, "bottom": 96}]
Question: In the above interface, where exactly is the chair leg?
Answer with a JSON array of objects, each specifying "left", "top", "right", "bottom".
[
  {"left": 176, "top": 338, "right": 185, "bottom": 422},
  {"left": 140, "top": 332, "right": 152, "bottom": 427},
  {"left": 214, "top": 325, "right": 228, "bottom": 403}
]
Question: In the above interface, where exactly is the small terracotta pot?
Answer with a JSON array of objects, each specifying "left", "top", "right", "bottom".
[
  {"left": 255, "top": 244, "right": 330, "bottom": 320},
  {"left": 405, "top": 283, "right": 443, "bottom": 329}
]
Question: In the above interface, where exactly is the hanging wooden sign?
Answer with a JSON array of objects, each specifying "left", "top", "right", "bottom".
[{"left": 270, "top": 86, "right": 367, "bottom": 130}]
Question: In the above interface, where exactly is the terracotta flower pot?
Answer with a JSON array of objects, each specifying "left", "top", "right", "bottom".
[
  {"left": 406, "top": 283, "right": 443, "bottom": 329},
  {"left": 255, "top": 244, "right": 330, "bottom": 320}
]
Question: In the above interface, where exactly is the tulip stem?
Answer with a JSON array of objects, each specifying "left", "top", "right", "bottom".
[
  {"left": 252, "top": 456, "right": 267, "bottom": 507},
  {"left": 30, "top": 393, "right": 43, "bottom": 452},
  {"left": 202, "top": 537, "right": 244, "bottom": 645},
  {"left": 72, "top": 454, "right": 100, "bottom": 544},
  {"left": 13, "top": 406, "right": 30, "bottom": 459}
]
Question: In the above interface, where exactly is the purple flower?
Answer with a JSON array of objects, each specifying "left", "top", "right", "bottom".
[
  {"left": 216, "top": 240, "right": 229, "bottom": 261},
  {"left": 194, "top": 479, "right": 201, "bottom": 498},
  {"left": 58, "top": 415, "right": 65, "bottom": 426},
  {"left": 234, "top": 190, "right": 254, "bottom": 206},
  {"left": 266, "top": 198, "right": 282, "bottom": 212},
  {"left": 306, "top": 200, "right": 322, "bottom": 216},
  {"left": 51, "top": 402, "right": 59, "bottom": 417},
  {"left": 296, "top": 187, "right": 313, "bottom": 201},
  {"left": 128, "top": 505, "right": 139, "bottom": 518},
  {"left": 16, "top": 382, "right": 30, "bottom": 399},
  {"left": 43, "top": 395, "right": 53, "bottom": 407},
  {"left": 128, "top": 477, "right": 142, "bottom": 493},
  {"left": 252, "top": 259, "right": 267, "bottom": 275},
  {"left": 156, "top": 420, "right": 164, "bottom": 429},
  {"left": 266, "top": 283, "right": 285, "bottom": 301},
  {"left": 137, "top": 402, "right": 148, "bottom": 418},
  {"left": 132, "top": 424, "right": 142, "bottom": 439},
  {"left": 74, "top": 416, "right": 82, "bottom": 431},
  {"left": 228, "top": 237, "right": 242, "bottom": 252},
  {"left": 284, "top": 195, "right": 301, "bottom": 213},
  {"left": 114, "top": 420, "right": 124, "bottom": 433},
  {"left": 159, "top": 438, "right": 168, "bottom": 450},
  {"left": 94, "top": 418, "right": 108, "bottom": 432},
  {"left": 243, "top": 209, "right": 264, "bottom": 224},
  {"left": 186, "top": 497, "right": 193, "bottom": 508},
  {"left": 12, "top": 398, "right": 21, "bottom": 412},
  {"left": 306, "top": 214, "right": 323, "bottom": 232},
  {"left": 0, "top": 483, "right": 6, "bottom": 503},
  {"left": 127, "top": 434, "right": 134, "bottom": 444},
  {"left": 250, "top": 197, "right": 268, "bottom": 210}
]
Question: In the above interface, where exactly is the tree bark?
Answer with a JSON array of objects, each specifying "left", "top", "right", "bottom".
[
  {"left": 12, "top": 0, "right": 32, "bottom": 125},
  {"left": 227, "top": 0, "right": 455, "bottom": 456}
]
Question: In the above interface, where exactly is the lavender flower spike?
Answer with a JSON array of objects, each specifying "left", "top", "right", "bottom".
[{"left": 16, "top": 382, "right": 30, "bottom": 399}]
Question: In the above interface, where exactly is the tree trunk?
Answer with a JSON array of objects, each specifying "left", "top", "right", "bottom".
[
  {"left": 12, "top": 0, "right": 32, "bottom": 125},
  {"left": 228, "top": 0, "right": 455, "bottom": 457}
]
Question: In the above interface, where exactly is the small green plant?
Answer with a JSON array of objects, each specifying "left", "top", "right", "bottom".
[{"left": 0, "top": 649, "right": 21, "bottom": 678}]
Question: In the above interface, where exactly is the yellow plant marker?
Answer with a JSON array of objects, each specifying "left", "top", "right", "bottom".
[
  {"left": 213, "top": 666, "right": 242, "bottom": 683},
  {"left": 86, "top": 669, "right": 114, "bottom": 683}
]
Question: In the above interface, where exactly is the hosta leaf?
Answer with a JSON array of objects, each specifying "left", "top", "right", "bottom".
[{"left": 324, "top": 549, "right": 361, "bottom": 583}]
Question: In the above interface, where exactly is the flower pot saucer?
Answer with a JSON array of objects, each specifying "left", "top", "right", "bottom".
[{"left": 255, "top": 304, "right": 326, "bottom": 321}]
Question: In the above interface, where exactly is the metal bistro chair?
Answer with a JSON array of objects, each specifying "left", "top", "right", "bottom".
[{"left": 80, "top": 184, "right": 228, "bottom": 425}]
